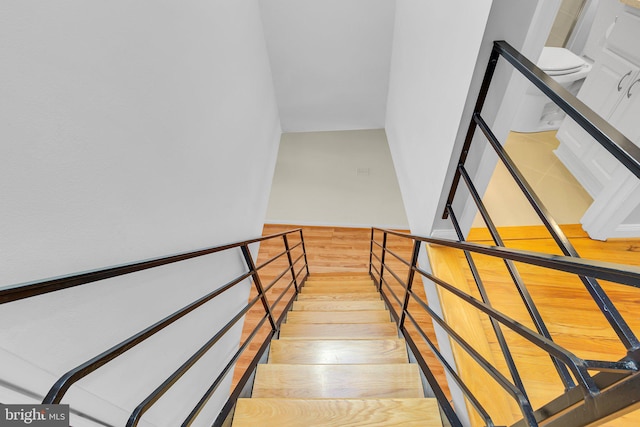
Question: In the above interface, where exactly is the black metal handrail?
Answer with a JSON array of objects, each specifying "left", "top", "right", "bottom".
[
  {"left": 371, "top": 228, "right": 640, "bottom": 426},
  {"left": 371, "top": 40, "right": 640, "bottom": 427},
  {"left": 0, "top": 228, "right": 308, "bottom": 426}
]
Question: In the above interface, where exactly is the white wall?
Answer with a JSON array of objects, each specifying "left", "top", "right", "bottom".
[
  {"left": 265, "top": 129, "right": 409, "bottom": 228},
  {"left": 0, "top": 1, "right": 280, "bottom": 426},
  {"left": 385, "top": 0, "right": 494, "bottom": 236},
  {"left": 385, "top": 1, "right": 561, "bottom": 425},
  {"left": 259, "top": 0, "right": 396, "bottom": 132}
]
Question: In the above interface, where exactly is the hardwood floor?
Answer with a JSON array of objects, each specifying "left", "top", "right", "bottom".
[
  {"left": 232, "top": 223, "right": 640, "bottom": 426},
  {"left": 231, "top": 224, "right": 448, "bottom": 400},
  {"left": 430, "top": 224, "right": 640, "bottom": 426}
]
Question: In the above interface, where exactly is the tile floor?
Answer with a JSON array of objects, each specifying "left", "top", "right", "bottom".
[{"left": 473, "top": 130, "right": 593, "bottom": 227}]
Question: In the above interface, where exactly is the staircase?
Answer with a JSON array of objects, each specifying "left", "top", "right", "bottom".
[{"left": 231, "top": 272, "right": 443, "bottom": 426}]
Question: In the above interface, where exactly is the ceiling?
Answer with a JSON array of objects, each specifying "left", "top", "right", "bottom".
[{"left": 259, "top": 0, "right": 396, "bottom": 133}]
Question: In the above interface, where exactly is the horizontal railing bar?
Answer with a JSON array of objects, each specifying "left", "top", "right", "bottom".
[
  {"left": 473, "top": 113, "right": 640, "bottom": 354},
  {"left": 293, "top": 265, "right": 307, "bottom": 284},
  {"left": 371, "top": 251, "right": 382, "bottom": 265},
  {"left": 182, "top": 314, "right": 270, "bottom": 425},
  {"left": 127, "top": 293, "right": 263, "bottom": 426},
  {"left": 43, "top": 271, "right": 252, "bottom": 404},
  {"left": 213, "top": 330, "right": 275, "bottom": 427},
  {"left": 447, "top": 206, "right": 531, "bottom": 398},
  {"left": 291, "top": 252, "right": 305, "bottom": 268},
  {"left": 213, "top": 271, "right": 302, "bottom": 427},
  {"left": 403, "top": 310, "right": 494, "bottom": 426},
  {"left": 261, "top": 266, "right": 292, "bottom": 296},
  {"left": 406, "top": 290, "right": 534, "bottom": 415},
  {"left": 459, "top": 165, "right": 575, "bottom": 389},
  {"left": 510, "top": 371, "right": 633, "bottom": 427},
  {"left": 379, "top": 285, "right": 400, "bottom": 324},
  {"left": 494, "top": 40, "right": 640, "bottom": 180},
  {"left": 255, "top": 248, "right": 289, "bottom": 271},
  {"left": 411, "top": 267, "right": 598, "bottom": 395},
  {"left": 381, "top": 276, "right": 404, "bottom": 308},
  {"left": 0, "top": 229, "right": 303, "bottom": 305},
  {"left": 372, "top": 240, "right": 383, "bottom": 249},
  {"left": 370, "top": 263, "right": 381, "bottom": 280},
  {"left": 584, "top": 359, "right": 638, "bottom": 373},
  {"left": 269, "top": 279, "right": 296, "bottom": 312},
  {"left": 381, "top": 264, "right": 409, "bottom": 293},
  {"left": 382, "top": 246, "right": 413, "bottom": 268},
  {"left": 543, "top": 371, "right": 640, "bottom": 427},
  {"left": 373, "top": 228, "right": 640, "bottom": 287},
  {"left": 255, "top": 241, "right": 303, "bottom": 272}
]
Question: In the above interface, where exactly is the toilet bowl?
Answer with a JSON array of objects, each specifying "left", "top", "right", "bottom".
[{"left": 511, "top": 47, "right": 592, "bottom": 133}]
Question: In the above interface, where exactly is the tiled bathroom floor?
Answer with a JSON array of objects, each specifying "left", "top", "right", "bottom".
[{"left": 473, "top": 130, "right": 593, "bottom": 227}]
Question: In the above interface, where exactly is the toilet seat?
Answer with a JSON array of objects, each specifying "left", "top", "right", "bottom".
[{"left": 538, "top": 47, "right": 587, "bottom": 76}]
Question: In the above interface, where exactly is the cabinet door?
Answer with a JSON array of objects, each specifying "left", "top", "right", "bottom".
[
  {"left": 579, "top": 49, "right": 639, "bottom": 116},
  {"left": 609, "top": 76, "right": 640, "bottom": 143},
  {"left": 557, "top": 49, "right": 638, "bottom": 154},
  {"left": 586, "top": 75, "right": 640, "bottom": 188},
  {"left": 555, "top": 50, "right": 639, "bottom": 194}
]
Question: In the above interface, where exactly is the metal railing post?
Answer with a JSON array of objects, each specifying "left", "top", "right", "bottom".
[
  {"left": 378, "top": 232, "right": 389, "bottom": 292},
  {"left": 241, "top": 244, "right": 277, "bottom": 332},
  {"left": 282, "top": 234, "right": 299, "bottom": 292},
  {"left": 398, "top": 240, "right": 421, "bottom": 329},
  {"left": 299, "top": 229, "right": 310, "bottom": 276}
]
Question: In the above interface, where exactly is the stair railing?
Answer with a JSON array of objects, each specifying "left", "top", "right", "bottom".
[
  {"left": 370, "top": 40, "right": 640, "bottom": 427},
  {"left": 0, "top": 228, "right": 308, "bottom": 427}
]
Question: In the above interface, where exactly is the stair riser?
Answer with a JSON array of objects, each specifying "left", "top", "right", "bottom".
[{"left": 285, "top": 311, "right": 390, "bottom": 324}]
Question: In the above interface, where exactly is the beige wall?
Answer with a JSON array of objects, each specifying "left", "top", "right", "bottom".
[
  {"left": 547, "top": 0, "right": 587, "bottom": 46},
  {"left": 266, "top": 129, "right": 409, "bottom": 228}
]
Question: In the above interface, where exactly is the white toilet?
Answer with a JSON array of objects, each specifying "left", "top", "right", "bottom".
[{"left": 511, "top": 46, "right": 592, "bottom": 133}]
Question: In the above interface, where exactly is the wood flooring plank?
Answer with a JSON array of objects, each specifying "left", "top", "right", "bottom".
[
  {"left": 285, "top": 310, "right": 391, "bottom": 324},
  {"left": 232, "top": 398, "right": 443, "bottom": 427},
  {"left": 279, "top": 323, "right": 398, "bottom": 339},
  {"left": 268, "top": 339, "right": 408, "bottom": 364},
  {"left": 252, "top": 364, "right": 424, "bottom": 398}
]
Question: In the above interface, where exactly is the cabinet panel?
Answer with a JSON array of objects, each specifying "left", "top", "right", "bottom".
[
  {"left": 577, "top": 49, "right": 639, "bottom": 116},
  {"left": 609, "top": 77, "right": 640, "bottom": 142}
]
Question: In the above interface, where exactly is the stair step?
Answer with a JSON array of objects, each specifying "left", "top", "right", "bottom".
[
  {"left": 296, "top": 292, "right": 382, "bottom": 301},
  {"left": 232, "top": 398, "right": 443, "bottom": 426},
  {"left": 303, "top": 279, "right": 375, "bottom": 287},
  {"left": 292, "top": 300, "right": 386, "bottom": 311},
  {"left": 285, "top": 311, "right": 390, "bottom": 324},
  {"left": 306, "top": 273, "right": 372, "bottom": 281},
  {"left": 252, "top": 364, "right": 424, "bottom": 398},
  {"left": 279, "top": 323, "right": 397, "bottom": 339},
  {"left": 300, "top": 286, "right": 378, "bottom": 294},
  {"left": 268, "top": 339, "right": 408, "bottom": 364}
]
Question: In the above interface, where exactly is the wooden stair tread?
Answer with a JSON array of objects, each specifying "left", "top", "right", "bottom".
[
  {"left": 300, "top": 286, "right": 378, "bottom": 294},
  {"left": 303, "top": 280, "right": 375, "bottom": 287},
  {"left": 252, "top": 364, "right": 425, "bottom": 398},
  {"left": 285, "top": 310, "right": 390, "bottom": 324},
  {"left": 292, "top": 300, "right": 386, "bottom": 311},
  {"left": 296, "top": 293, "right": 382, "bottom": 301},
  {"left": 232, "top": 398, "right": 443, "bottom": 427},
  {"left": 268, "top": 339, "right": 408, "bottom": 364},
  {"left": 279, "top": 323, "right": 398, "bottom": 339}
]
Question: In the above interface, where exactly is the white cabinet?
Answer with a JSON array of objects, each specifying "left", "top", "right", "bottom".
[{"left": 555, "top": 7, "right": 640, "bottom": 239}]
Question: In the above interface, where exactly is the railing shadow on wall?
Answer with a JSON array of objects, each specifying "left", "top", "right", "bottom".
[
  {"left": 0, "top": 228, "right": 308, "bottom": 427},
  {"left": 370, "top": 40, "right": 640, "bottom": 427}
]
